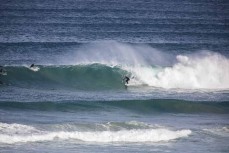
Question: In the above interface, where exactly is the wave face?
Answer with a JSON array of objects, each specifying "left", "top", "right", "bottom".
[
  {"left": 2, "top": 64, "right": 125, "bottom": 90},
  {"left": 0, "top": 122, "right": 191, "bottom": 144},
  {"left": 2, "top": 42, "right": 229, "bottom": 90}
]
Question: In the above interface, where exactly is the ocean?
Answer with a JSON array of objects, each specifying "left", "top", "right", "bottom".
[{"left": 0, "top": 0, "right": 229, "bottom": 152}]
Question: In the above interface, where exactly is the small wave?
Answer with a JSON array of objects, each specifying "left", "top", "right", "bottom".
[
  {"left": 0, "top": 100, "right": 228, "bottom": 114},
  {"left": 0, "top": 122, "right": 191, "bottom": 144},
  {"left": 0, "top": 122, "right": 39, "bottom": 135},
  {"left": 203, "top": 127, "right": 229, "bottom": 137},
  {"left": 95, "top": 121, "right": 159, "bottom": 131}
]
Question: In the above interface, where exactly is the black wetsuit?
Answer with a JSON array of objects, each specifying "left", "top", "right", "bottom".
[
  {"left": 124, "top": 76, "right": 130, "bottom": 84},
  {"left": 30, "top": 64, "right": 34, "bottom": 68}
]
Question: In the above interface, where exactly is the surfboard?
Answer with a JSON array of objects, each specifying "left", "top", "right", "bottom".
[
  {"left": 124, "top": 81, "right": 143, "bottom": 87},
  {"left": 125, "top": 83, "right": 130, "bottom": 86},
  {"left": 0, "top": 71, "right": 7, "bottom": 75},
  {"left": 124, "top": 81, "right": 139, "bottom": 87},
  {"left": 29, "top": 66, "right": 40, "bottom": 72},
  {"left": 125, "top": 83, "right": 137, "bottom": 87}
]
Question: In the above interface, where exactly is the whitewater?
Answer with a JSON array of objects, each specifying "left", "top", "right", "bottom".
[{"left": 0, "top": 122, "right": 191, "bottom": 144}]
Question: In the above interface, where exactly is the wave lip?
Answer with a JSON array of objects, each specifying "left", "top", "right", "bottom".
[{"left": 0, "top": 122, "right": 191, "bottom": 144}]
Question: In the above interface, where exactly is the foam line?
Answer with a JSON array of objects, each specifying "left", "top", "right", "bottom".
[{"left": 0, "top": 123, "right": 191, "bottom": 144}]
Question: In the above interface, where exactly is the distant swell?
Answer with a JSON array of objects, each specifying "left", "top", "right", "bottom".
[{"left": 0, "top": 100, "right": 228, "bottom": 113}]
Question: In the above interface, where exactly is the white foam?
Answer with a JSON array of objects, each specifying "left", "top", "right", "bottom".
[
  {"left": 0, "top": 129, "right": 191, "bottom": 144},
  {"left": 0, "top": 122, "right": 39, "bottom": 135},
  {"left": 29, "top": 66, "right": 40, "bottom": 72},
  {"left": 128, "top": 52, "right": 229, "bottom": 89},
  {"left": 0, "top": 123, "right": 191, "bottom": 144}
]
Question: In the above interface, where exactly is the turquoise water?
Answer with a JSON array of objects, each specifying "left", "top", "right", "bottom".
[{"left": 0, "top": 0, "right": 229, "bottom": 152}]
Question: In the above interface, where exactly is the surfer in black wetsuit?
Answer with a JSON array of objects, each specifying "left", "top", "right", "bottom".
[
  {"left": 123, "top": 76, "right": 130, "bottom": 84},
  {"left": 0, "top": 66, "right": 6, "bottom": 75},
  {"left": 0, "top": 66, "right": 5, "bottom": 84},
  {"left": 30, "top": 64, "right": 34, "bottom": 68}
]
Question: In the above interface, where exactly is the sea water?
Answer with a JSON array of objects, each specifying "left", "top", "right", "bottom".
[{"left": 0, "top": 0, "right": 229, "bottom": 152}]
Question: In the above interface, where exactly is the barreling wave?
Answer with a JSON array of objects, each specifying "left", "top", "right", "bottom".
[
  {"left": 0, "top": 100, "right": 228, "bottom": 114},
  {"left": 59, "top": 41, "right": 229, "bottom": 89},
  {"left": 1, "top": 41, "right": 229, "bottom": 90}
]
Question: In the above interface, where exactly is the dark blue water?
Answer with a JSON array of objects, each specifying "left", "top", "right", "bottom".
[{"left": 0, "top": 0, "right": 229, "bottom": 152}]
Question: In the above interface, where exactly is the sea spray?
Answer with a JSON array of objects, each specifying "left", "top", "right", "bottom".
[
  {"left": 126, "top": 51, "right": 229, "bottom": 89},
  {"left": 63, "top": 41, "right": 174, "bottom": 66}
]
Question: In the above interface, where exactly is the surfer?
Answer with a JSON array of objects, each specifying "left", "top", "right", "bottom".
[
  {"left": 0, "top": 66, "right": 7, "bottom": 75},
  {"left": 29, "top": 64, "right": 40, "bottom": 72},
  {"left": 30, "top": 64, "right": 35, "bottom": 68},
  {"left": 123, "top": 76, "right": 130, "bottom": 84},
  {"left": 0, "top": 66, "right": 6, "bottom": 84},
  {"left": 0, "top": 67, "right": 3, "bottom": 74}
]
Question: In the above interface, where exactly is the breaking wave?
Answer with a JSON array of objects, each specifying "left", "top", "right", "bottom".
[
  {"left": 1, "top": 41, "right": 229, "bottom": 90},
  {"left": 0, "top": 122, "right": 191, "bottom": 144}
]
